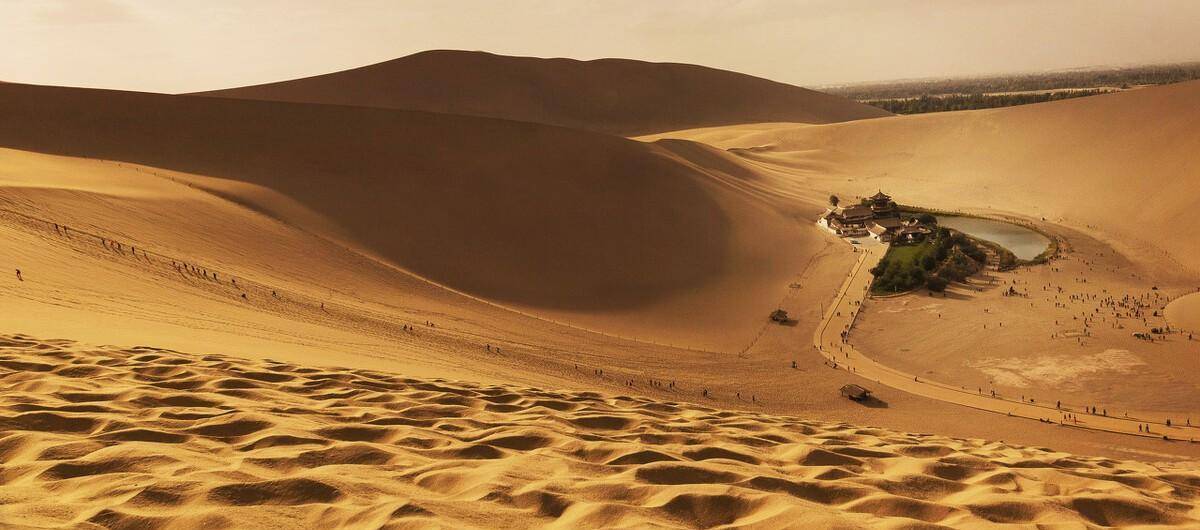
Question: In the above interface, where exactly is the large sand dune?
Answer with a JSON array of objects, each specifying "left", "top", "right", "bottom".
[
  {"left": 646, "top": 80, "right": 1200, "bottom": 277},
  {"left": 4, "top": 54, "right": 1200, "bottom": 528},
  {"left": 3, "top": 333, "right": 1198, "bottom": 529},
  {"left": 0, "top": 83, "right": 819, "bottom": 352},
  {"left": 644, "top": 80, "right": 1200, "bottom": 448},
  {"left": 193, "top": 50, "right": 891, "bottom": 136},
  {"left": 10, "top": 147, "right": 1193, "bottom": 465}
]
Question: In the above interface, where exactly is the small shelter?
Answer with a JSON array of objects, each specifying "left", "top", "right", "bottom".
[
  {"left": 769, "top": 309, "right": 790, "bottom": 323},
  {"left": 839, "top": 384, "right": 872, "bottom": 401}
]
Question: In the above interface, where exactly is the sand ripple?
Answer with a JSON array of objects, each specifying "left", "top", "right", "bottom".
[{"left": 1, "top": 333, "right": 1198, "bottom": 529}]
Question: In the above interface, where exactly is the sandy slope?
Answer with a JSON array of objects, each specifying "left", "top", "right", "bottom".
[
  {"left": 641, "top": 82, "right": 1200, "bottom": 453},
  {"left": 1166, "top": 292, "right": 1200, "bottom": 336},
  {"left": 821, "top": 239, "right": 1200, "bottom": 441},
  {"left": 0, "top": 83, "right": 819, "bottom": 352},
  {"left": 644, "top": 80, "right": 1200, "bottom": 279},
  {"left": 645, "top": 80, "right": 1200, "bottom": 433},
  {"left": 3, "top": 58, "right": 1200, "bottom": 528},
  {"left": 2, "top": 333, "right": 1198, "bottom": 529},
  {"left": 10, "top": 147, "right": 1198, "bottom": 467},
  {"left": 192, "top": 50, "right": 891, "bottom": 136}
]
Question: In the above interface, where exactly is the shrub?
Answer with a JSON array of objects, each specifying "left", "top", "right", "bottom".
[{"left": 920, "top": 254, "right": 937, "bottom": 271}]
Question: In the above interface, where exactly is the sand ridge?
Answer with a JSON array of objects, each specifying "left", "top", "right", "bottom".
[
  {"left": 2, "top": 333, "right": 1199, "bottom": 529},
  {"left": 3, "top": 51, "right": 1200, "bottom": 528},
  {"left": 192, "top": 50, "right": 892, "bottom": 136},
  {"left": 4, "top": 146, "right": 1200, "bottom": 465},
  {"left": 644, "top": 80, "right": 1200, "bottom": 279},
  {"left": 0, "top": 82, "right": 822, "bottom": 353},
  {"left": 1165, "top": 292, "right": 1200, "bottom": 337}
]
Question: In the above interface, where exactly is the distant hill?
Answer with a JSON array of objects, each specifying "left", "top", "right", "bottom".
[{"left": 192, "top": 50, "right": 890, "bottom": 135}]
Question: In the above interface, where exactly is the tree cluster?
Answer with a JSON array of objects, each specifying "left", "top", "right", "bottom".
[
  {"left": 870, "top": 228, "right": 987, "bottom": 293},
  {"left": 863, "top": 90, "right": 1110, "bottom": 115},
  {"left": 825, "top": 61, "right": 1200, "bottom": 100}
]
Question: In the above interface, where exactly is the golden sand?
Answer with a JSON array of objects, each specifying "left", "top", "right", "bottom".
[{"left": 2, "top": 334, "right": 1197, "bottom": 529}]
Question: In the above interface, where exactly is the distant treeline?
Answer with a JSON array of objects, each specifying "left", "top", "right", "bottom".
[
  {"left": 827, "top": 62, "right": 1200, "bottom": 101},
  {"left": 864, "top": 89, "right": 1112, "bottom": 114}
]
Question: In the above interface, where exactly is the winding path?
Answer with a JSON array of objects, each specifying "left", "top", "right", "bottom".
[{"left": 813, "top": 240, "right": 1199, "bottom": 442}]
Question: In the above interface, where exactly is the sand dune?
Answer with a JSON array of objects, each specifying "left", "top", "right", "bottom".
[
  {"left": 5, "top": 51, "right": 1200, "bottom": 529},
  {"left": 192, "top": 50, "right": 891, "bottom": 136},
  {"left": 2, "top": 333, "right": 1197, "bottom": 529},
  {"left": 1166, "top": 292, "right": 1200, "bottom": 336},
  {"left": 646, "top": 80, "right": 1200, "bottom": 278},
  {"left": 0, "top": 83, "right": 818, "bottom": 352},
  {"left": 642, "top": 80, "right": 1200, "bottom": 443}
]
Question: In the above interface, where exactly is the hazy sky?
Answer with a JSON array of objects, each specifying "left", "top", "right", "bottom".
[{"left": 4, "top": 0, "right": 1200, "bottom": 92}]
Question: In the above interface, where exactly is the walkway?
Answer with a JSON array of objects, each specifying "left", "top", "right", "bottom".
[{"left": 813, "top": 241, "right": 1199, "bottom": 442}]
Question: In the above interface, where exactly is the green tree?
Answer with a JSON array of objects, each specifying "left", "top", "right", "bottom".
[{"left": 920, "top": 254, "right": 937, "bottom": 271}]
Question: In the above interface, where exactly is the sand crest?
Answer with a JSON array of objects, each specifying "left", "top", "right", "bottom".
[
  {"left": 192, "top": 50, "right": 891, "bottom": 136},
  {"left": 1165, "top": 292, "right": 1200, "bottom": 335}
]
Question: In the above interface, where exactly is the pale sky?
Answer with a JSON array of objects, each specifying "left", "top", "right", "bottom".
[{"left": 3, "top": 0, "right": 1199, "bottom": 93}]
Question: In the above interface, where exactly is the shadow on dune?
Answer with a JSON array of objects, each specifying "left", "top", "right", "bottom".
[
  {"left": 855, "top": 396, "right": 889, "bottom": 409},
  {"left": 0, "top": 83, "right": 735, "bottom": 311}
]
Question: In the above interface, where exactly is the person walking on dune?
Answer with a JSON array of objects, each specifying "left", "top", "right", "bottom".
[{"left": 15, "top": 269, "right": 22, "bottom": 281}]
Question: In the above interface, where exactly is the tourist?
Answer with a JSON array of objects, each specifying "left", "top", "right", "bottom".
[{"left": 15, "top": 269, "right": 22, "bottom": 281}]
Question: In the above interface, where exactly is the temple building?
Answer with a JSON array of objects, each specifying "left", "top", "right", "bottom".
[
  {"left": 818, "top": 203, "right": 874, "bottom": 236},
  {"left": 869, "top": 217, "right": 931, "bottom": 243},
  {"left": 866, "top": 217, "right": 903, "bottom": 240},
  {"left": 867, "top": 191, "right": 899, "bottom": 217},
  {"left": 818, "top": 190, "right": 930, "bottom": 243}
]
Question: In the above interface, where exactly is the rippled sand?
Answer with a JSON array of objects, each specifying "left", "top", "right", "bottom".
[{"left": 2, "top": 334, "right": 1197, "bottom": 529}]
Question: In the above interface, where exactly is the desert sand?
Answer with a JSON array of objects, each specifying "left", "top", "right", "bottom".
[
  {"left": 2, "top": 333, "right": 1199, "bottom": 529},
  {"left": 644, "top": 79, "right": 1200, "bottom": 438},
  {"left": 820, "top": 238, "right": 1200, "bottom": 442},
  {"left": 0, "top": 81, "right": 826, "bottom": 354},
  {"left": 643, "top": 80, "right": 1200, "bottom": 279},
  {"left": 193, "top": 50, "right": 891, "bottom": 136},
  {"left": 2, "top": 52, "right": 1200, "bottom": 528},
  {"left": 1166, "top": 292, "right": 1200, "bottom": 336}
]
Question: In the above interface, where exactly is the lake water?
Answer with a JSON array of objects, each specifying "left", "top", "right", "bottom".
[{"left": 935, "top": 216, "right": 1051, "bottom": 261}]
